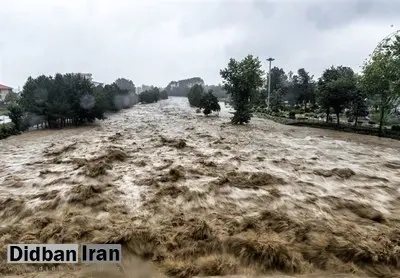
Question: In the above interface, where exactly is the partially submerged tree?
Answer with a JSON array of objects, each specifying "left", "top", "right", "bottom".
[
  {"left": 139, "top": 88, "right": 160, "bottom": 103},
  {"left": 220, "top": 55, "right": 264, "bottom": 124},
  {"left": 160, "top": 90, "right": 169, "bottom": 99},
  {"left": 187, "top": 84, "right": 204, "bottom": 107},
  {"left": 19, "top": 73, "right": 105, "bottom": 128},
  {"left": 200, "top": 90, "right": 220, "bottom": 116}
]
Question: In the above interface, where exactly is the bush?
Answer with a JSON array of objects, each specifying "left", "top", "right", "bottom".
[
  {"left": 160, "top": 90, "right": 168, "bottom": 100},
  {"left": 392, "top": 125, "right": 400, "bottom": 131},
  {"left": 0, "top": 123, "right": 19, "bottom": 140},
  {"left": 199, "top": 90, "right": 220, "bottom": 116},
  {"left": 7, "top": 103, "right": 24, "bottom": 131},
  {"left": 139, "top": 88, "right": 160, "bottom": 103},
  {"left": 289, "top": 111, "right": 296, "bottom": 119}
]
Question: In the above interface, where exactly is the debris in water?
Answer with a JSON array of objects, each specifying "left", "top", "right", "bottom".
[{"left": 313, "top": 168, "right": 356, "bottom": 179}]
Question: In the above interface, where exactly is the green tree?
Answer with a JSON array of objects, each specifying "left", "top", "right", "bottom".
[
  {"left": 269, "top": 88, "right": 285, "bottom": 112},
  {"left": 187, "top": 84, "right": 204, "bottom": 107},
  {"left": 360, "top": 37, "right": 400, "bottom": 135},
  {"left": 269, "top": 68, "right": 290, "bottom": 111},
  {"left": 115, "top": 78, "right": 136, "bottom": 93},
  {"left": 4, "top": 91, "right": 19, "bottom": 104},
  {"left": 348, "top": 88, "right": 368, "bottom": 126},
  {"left": 160, "top": 90, "right": 169, "bottom": 99},
  {"left": 297, "top": 68, "right": 315, "bottom": 109},
  {"left": 20, "top": 73, "right": 104, "bottom": 128},
  {"left": 7, "top": 103, "right": 24, "bottom": 131},
  {"left": 317, "top": 66, "right": 356, "bottom": 124},
  {"left": 220, "top": 55, "right": 264, "bottom": 124},
  {"left": 200, "top": 90, "right": 221, "bottom": 115},
  {"left": 139, "top": 88, "right": 160, "bottom": 103}
]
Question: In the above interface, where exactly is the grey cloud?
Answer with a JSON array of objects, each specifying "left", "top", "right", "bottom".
[
  {"left": 306, "top": 0, "right": 400, "bottom": 30},
  {"left": 0, "top": 0, "right": 397, "bottom": 88}
]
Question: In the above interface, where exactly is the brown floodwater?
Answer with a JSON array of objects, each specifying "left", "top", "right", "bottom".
[{"left": 1, "top": 97, "right": 400, "bottom": 278}]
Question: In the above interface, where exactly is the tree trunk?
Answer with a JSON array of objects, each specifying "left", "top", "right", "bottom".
[
  {"left": 336, "top": 113, "right": 340, "bottom": 125},
  {"left": 378, "top": 106, "right": 385, "bottom": 137},
  {"left": 353, "top": 105, "right": 358, "bottom": 127}
]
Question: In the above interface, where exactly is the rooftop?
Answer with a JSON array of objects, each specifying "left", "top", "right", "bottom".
[{"left": 0, "top": 84, "right": 12, "bottom": 90}]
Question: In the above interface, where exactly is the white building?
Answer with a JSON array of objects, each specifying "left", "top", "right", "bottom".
[{"left": 0, "top": 83, "right": 12, "bottom": 101}]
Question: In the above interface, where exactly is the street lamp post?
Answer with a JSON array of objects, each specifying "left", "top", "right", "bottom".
[{"left": 266, "top": 58, "right": 275, "bottom": 111}]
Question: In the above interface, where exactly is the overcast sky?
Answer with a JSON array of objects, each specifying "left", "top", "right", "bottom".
[{"left": 0, "top": 0, "right": 398, "bottom": 89}]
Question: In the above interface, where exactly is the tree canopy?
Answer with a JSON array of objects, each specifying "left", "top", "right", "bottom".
[
  {"left": 220, "top": 55, "right": 264, "bottom": 124},
  {"left": 188, "top": 84, "right": 204, "bottom": 107},
  {"left": 317, "top": 66, "right": 357, "bottom": 124},
  {"left": 16, "top": 74, "right": 138, "bottom": 130},
  {"left": 139, "top": 87, "right": 161, "bottom": 103},
  {"left": 4, "top": 91, "right": 19, "bottom": 104},
  {"left": 199, "top": 90, "right": 220, "bottom": 115},
  {"left": 360, "top": 36, "right": 400, "bottom": 134},
  {"left": 115, "top": 78, "right": 136, "bottom": 92}
]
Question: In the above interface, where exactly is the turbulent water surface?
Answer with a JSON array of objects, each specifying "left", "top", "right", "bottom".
[{"left": 1, "top": 97, "right": 400, "bottom": 278}]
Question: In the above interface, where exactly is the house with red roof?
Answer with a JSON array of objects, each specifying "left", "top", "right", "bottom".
[{"left": 0, "top": 83, "right": 13, "bottom": 101}]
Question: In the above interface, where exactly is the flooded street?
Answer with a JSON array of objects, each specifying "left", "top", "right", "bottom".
[{"left": 1, "top": 97, "right": 400, "bottom": 277}]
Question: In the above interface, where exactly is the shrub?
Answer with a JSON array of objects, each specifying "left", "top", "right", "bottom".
[
  {"left": 199, "top": 90, "right": 220, "bottom": 116},
  {"left": 392, "top": 125, "right": 400, "bottom": 131},
  {"left": 0, "top": 122, "right": 19, "bottom": 140},
  {"left": 160, "top": 90, "right": 168, "bottom": 100},
  {"left": 139, "top": 88, "right": 160, "bottom": 103},
  {"left": 7, "top": 103, "right": 24, "bottom": 131},
  {"left": 289, "top": 111, "right": 296, "bottom": 119}
]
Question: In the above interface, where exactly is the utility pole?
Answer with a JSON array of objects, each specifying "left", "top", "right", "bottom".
[{"left": 266, "top": 57, "right": 275, "bottom": 111}]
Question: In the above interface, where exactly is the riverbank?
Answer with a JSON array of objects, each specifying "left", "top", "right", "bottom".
[{"left": 257, "top": 113, "right": 400, "bottom": 140}]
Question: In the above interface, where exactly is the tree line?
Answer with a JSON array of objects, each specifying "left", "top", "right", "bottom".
[
  {"left": 219, "top": 35, "right": 400, "bottom": 135},
  {"left": 165, "top": 77, "right": 227, "bottom": 99},
  {"left": 2, "top": 75, "right": 169, "bottom": 139}
]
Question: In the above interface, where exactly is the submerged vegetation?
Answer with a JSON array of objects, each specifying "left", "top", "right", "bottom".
[{"left": 187, "top": 85, "right": 220, "bottom": 116}]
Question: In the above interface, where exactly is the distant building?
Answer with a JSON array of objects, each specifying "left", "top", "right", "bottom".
[{"left": 0, "top": 83, "right": 12, "bottom": 101}]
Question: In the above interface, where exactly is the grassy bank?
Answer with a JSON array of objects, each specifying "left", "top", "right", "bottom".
[{"left": 258, "top": 113, "right": 400, "bottom": 140}]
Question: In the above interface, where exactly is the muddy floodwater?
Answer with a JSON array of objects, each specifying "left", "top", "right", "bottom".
[{"left": 1, "top": 97, "right": 400, "bottom": 278}]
